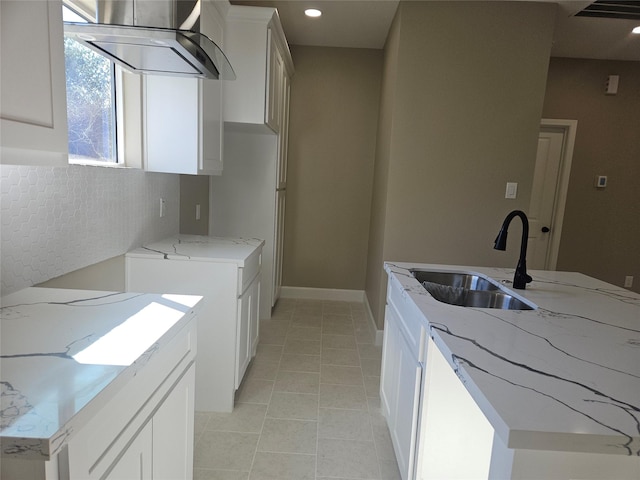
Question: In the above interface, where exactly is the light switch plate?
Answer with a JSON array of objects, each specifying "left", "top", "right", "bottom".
[
  {"left": 505, "top": 182, "right": 518, "bottom": 199},
  {"left": 606, "top": 75, "right": 619, "bottom": 95}
]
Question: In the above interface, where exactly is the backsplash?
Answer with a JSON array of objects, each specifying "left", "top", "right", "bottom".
[{"left": 0, "top": 164, "right": 179, "bottom": 295}]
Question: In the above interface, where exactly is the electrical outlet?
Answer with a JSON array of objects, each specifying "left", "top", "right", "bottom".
[
  {"left": 624, "top": 276, "right": 633, "bottom": 288},
  {"left": 159, "top": 198, "right": 166, "bottom": 218}
]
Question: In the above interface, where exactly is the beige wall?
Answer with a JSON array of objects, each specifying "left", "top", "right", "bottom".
[
  {"left": 365, "top": 1, "right": 557, "bottom": 328},
  {"left": 283, "top": 46, "right": 383, "bottom": 290},
  {"left": 543, "top": 58, "right": 640, "bottom": 293},
  {"left": 180, "top": 174, "right": 210, "bottom": 235},
  {"left": 365, "top": 5, "right": 402, "bottom": 332}
]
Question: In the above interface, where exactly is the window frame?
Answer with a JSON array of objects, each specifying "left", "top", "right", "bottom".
[{"left": 63, "top": 3, "right": 124, "bottom": 167}]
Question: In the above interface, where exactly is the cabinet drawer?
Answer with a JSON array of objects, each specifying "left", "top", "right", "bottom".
[
  {"left": 238, "top": 249, "right": 262, "bottom": 295},
  {"left": 387, "top": 275, "right": 425, "bottom": 362}
]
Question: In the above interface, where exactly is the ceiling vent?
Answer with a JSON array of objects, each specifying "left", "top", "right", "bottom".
[{"left": 575, "top": 1, "right": 640, "bottom": 20}]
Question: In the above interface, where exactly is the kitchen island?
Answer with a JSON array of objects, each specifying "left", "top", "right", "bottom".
[
  {"left": 1, "top": 287, "right": 202, "bottom": 479},
  {"left": 126, "top": 234, "right": 264, "bottom": 412},
  {"left": 382, "top": 262, "right": 640, "bottom": 480}
]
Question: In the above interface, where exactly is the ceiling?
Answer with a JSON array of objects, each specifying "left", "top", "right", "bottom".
[{"left": 230, "top": 0, "right": 640, "bottom": 61}]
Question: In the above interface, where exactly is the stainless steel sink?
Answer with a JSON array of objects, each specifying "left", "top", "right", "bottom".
[
  {"left": 410, "top": 269, "right": 535, "bottom": 310},
  {"left": 411, "top": 270, "right": 500, "bottom": 291},
  {"left": 456, "top": 290, "right": 534, "bottom": 310}
]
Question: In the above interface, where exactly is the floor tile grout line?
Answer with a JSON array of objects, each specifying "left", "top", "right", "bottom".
[
  {"left": 198, "top": 298, "right": 394, "bottom": 479},
  {"left": 246, "top": 321, "right": 287, "bottom": 480}
]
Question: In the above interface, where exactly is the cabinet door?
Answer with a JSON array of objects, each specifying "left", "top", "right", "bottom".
[
  {"left": 222, "top": 7, "right": 270, "bottom": 126},
  {"left": 380, "top": 306, "right": 400, "bottom": 420},
  {"left": 236, "top": 275, "right": 260, "bottom": 388},
  {"left": 144, "top": 76, "right": 199, "bottom": 174},
  {"left": 1, "top": 0, "right": 68, "bottom": 166},
  {"left": 381, "top": 305, "right": 423, "bottom": 480},
  {"left": 277, "top": 73, "right": 290, "bottom": 189},
  {"left": 392, "top": 336, "right": 422, "bottom": 480},
  {"left": 248, "top": 276, "right": 260, "bottom": 358},
  {"left": 265, "top": 28, "right": 283, "bottom": 133},
  {"left": 153, "top": 364, "right": 195, "bottom": 480},
  {"left": 236, "top": 289, "right": 251, "bottom": 389},
  {"left": 104, "top": 423, "right": 152, "bottom": 480},
  {"left": 143, "top": 74, "right": 222, "bottom": 175},
  {"left": 272, "top": 189, "right": 286, "bottom": 307}
]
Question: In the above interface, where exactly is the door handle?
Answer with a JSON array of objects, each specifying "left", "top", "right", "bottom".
[{"left": 541, "top": 226, "right": 550, "bottom": 233}]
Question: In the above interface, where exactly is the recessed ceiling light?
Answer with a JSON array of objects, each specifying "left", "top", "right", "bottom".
[
  {"left": 305, "top": 8, "right": 322, "bottom": 18},
  {"left": 633, "top": 26, "right": 640, "bottom": 34}
]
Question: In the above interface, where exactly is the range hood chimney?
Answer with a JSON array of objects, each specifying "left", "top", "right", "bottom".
[{"left": 64, "top": 0, "right": 235, "bottom": 80}]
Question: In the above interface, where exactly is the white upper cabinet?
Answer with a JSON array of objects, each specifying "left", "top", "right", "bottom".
[
  {"left": 0, "top": 0, "right": 68, "bottom": 166},
  {"left": 143, "top": 0, "right": 225, "bottom": 175},
  {"left": 223, "top": 6, "right": 293, "bottom": 132},
  {"left": 265, "top": 29, "right": 284, "bottom": 132}
]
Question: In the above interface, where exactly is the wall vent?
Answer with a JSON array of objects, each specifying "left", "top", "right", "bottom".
[{"left": 575, "top": 1, "right": 640, "bottom": 20}]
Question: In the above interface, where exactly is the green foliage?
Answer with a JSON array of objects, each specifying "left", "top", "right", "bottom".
[{"left": 64, "top": 37, "right": 115, "bottom": 160}]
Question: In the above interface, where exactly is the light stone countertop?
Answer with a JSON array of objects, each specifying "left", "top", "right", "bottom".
[
  {"left": 125, "top": 234, "right": 265, "bottom": 263},
  {"left": 0, "top": 287, "right": 202, "bottom": 460},
  {"left": 384, "top": 262, "right": 640, "bottom": 456}
]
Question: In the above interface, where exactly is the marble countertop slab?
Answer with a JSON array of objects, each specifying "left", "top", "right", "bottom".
[
  {"left": 384, "top": 262, "right": 640, "bottom": 456},
  {"left": 126, "top": 234, "right": 265, "bottom": 264},
  {"left": 0, "top": 287, "right": 202, "bottom": 460}
]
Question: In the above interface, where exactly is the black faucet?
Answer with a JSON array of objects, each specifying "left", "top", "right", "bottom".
[{"left": 494, "top": 210, "right": 533, "bottom": 289}]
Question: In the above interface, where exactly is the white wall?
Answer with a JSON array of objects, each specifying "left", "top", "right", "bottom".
[{"left": 0, "top": 164, "right": 179, "bottom": 295}]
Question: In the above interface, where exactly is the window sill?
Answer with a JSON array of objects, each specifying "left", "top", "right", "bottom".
[{"left": 69, "top": 158, "right": 133, "bottom": 169}]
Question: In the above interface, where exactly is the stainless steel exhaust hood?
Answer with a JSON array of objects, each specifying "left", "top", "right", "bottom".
[{"left": 64, "top": 0, "right": 235, "bottom": 80}]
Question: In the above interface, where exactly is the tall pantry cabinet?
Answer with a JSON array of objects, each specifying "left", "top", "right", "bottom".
[{"left": 210, "top": 5, "right": 293, "bottom": 319}]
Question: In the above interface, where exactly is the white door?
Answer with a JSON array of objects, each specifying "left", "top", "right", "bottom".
[
  {"left": 528, "top": 129, "right": 563, "bottom": 269},
  {"left": 528, "top": 121, "right": 576, "bottom": 270}
]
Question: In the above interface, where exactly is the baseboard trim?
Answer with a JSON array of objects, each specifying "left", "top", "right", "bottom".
[
  {"left": 280, "top": 287, "right": 384, "bottom": 346},
  {"left": 364, "top": 291, "right": 384, "bottom": 346},
  {"left": 280, "top": 286, "right": 365, "bottom": 302}
]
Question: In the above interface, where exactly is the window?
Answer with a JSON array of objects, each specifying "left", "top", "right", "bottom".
[{"left": 63, "top": 6, "right": 118, "bottom": 163}]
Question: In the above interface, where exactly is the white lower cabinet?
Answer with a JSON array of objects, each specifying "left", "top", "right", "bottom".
[
  {"left": 380, "top": 299, "right": 424, "bottom": 480},
  {"left": 60, "top": 318, "right": 197, "bottom": 480},
  {"left": 99, "top": 363, "right": 195, "bottom": 480},
  {"left": 152, "top": 364, "right": 195, "bottom": 480},
  {"left": 126, "top": 236, "right": 264, "bottom": 412},
  {"left": 236, "top": 274, "right": 260, "bottom": 388},
  {"left": 104, "top": 423, "right": 152, "bottom": 480}
]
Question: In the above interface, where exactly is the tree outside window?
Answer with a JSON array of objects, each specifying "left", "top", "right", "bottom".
[
  {"left": 63, "top": 5, "right": 117, "bottom": 163},
  {"left": 64, "top": 38, "right": 116, "bottom": 162}
]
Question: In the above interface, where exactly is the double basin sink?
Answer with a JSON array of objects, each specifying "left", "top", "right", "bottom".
[{"left": 411, "top": 270, "right": 535, "bottom": 310}]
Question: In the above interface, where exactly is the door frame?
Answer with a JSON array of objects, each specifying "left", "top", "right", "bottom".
[{"left": 538, "top": 118, "right": 577, "bottom": 270}]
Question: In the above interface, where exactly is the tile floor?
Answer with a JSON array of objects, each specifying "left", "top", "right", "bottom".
[{"left": 193, "top": 297, "right": 402, "bottom": 480}]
